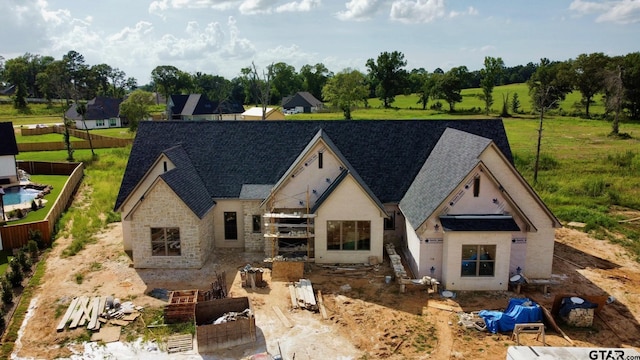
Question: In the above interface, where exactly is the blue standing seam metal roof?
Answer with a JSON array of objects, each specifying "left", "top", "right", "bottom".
[
  {"left": 115, "top": 120, "right": 513, "bottom": 215},
  {"left": 439, "top": 215, "right": 521, "bottom": 232}
]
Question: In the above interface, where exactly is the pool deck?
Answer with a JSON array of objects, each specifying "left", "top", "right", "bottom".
[{"left": 1, "top": 181, "right": 48, "bottom": 221}]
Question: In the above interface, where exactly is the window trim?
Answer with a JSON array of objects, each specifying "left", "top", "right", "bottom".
[
  {"left": 96, "top": 119, "right": 105, "bottom": 127},
  {"left": 461, "top": 244, "right": 495, "bottom": 277}
]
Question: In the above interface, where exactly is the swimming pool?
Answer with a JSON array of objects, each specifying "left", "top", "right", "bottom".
[{"left": 2, "top": 187, "right": 41, "bottom": 206}]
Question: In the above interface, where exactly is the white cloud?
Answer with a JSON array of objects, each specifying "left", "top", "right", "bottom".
[
  {"left": 390, "top": 0, "right": 446, "bottom": 24},
  {"left": 336, "top": 0, "right": 383, "bottom": 21},
  {"left": 448, "top": 6, "right": 477, "bottom": 18},
  {"left": 569, "top": 0, "right": 640, "bottom": 24},
  {"left": 221, "top": 16, "right": 256, "bottom": 59},
  {"left": 149, "top": 0, "right": 239, "bottom": 16},
  {"left": 238, "top": 0, "right": 279, "bottom": 14},
  {"left": 276, "top": 0, "right": 321, "bottom": 13}
]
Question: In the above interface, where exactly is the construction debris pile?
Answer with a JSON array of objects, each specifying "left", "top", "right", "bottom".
[
  {"left": 212, "top": 308, "right": 253, "bottom": 324},
  {"left": 56, "top": 295, "right": 142, "bottom": 343},
  {"left": 385, "top": 243, "right": 408, "bottom": 279},
  {"left": 289, "top": 278, "right": 318, "bottom": 311},
  {"left": 240, "top": 264, "right": 266, "bottom": 288}
]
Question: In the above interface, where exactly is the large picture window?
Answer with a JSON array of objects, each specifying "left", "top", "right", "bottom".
[
  {"left": 461, "top": 245, "right": 495, "bottom": 277},
  {"left": 151, "top": 227, "right": 181, "bottom": 256},
  {"left": 224, "top": 212, "right": 238, "bottom": 240},
  {"left": 327, "top": 220, "right": 371, "bottom": 250}
]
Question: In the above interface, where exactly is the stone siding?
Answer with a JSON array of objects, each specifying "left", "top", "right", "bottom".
[
  {"left": 242, "top": 201, "right": 265, "bottom": 252},
  {"left": 129, "top": 180, "right": 211, "bottom": 268}
]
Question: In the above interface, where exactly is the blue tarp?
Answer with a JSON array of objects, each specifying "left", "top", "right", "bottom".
[{"left": 478, "top": 298, "right": 543, "bottom": 333}]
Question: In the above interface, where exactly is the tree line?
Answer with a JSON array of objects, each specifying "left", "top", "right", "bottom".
[{"left": 1, "top": 50, "right": 640, "bottom": 121}]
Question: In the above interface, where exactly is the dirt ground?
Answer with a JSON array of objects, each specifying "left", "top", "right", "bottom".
[{"left": 9, "top": 219, "right": 640, "bottom": 359}]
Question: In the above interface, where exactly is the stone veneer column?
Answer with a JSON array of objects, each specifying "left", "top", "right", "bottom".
[{"left": 242, "top": 201, "right": 265, "bottom": 253}]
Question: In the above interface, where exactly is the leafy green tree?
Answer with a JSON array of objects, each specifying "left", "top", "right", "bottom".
[
  {"left": 621, "top": 52, "right": 640, "bottom": 120},
  {"left": 480, "top": 56, "right": 505, "bottom": 115},
  {"left": 511, "top": 93, "right": 521, "bottom": 113},
  {"left": 192, "top": 72, "right": 231, "bottom": 102},
  {"left": 528, "top": 58, "right": 573, "bottom": 183},
  {"left": 119, "top": 90, "right": 155, "bottom": 132},
  {"left": 366, "top": 51, "right": 408, "bottom": 108},
  {"left": 300, "top": 63, "right": 331, "bottom": 101},
  {"left": 268, "top": 62, "right": 302, "bottom": 104},
  {"left": 38, "top": 59, "right": 75, "bottom": 160},
  {"left": 322, "top": 68, "right": 368, "bottom": 120},
  {"left": 433, "top": 66, "right": 468, "bottom": 112},
  {"left": 604, "top": 57, "right": 625, "bottom": 135},
  {"left": 572, "top": 53, "right": 610, "bottom": 117},
  {"left": 4, "top": 56, "right": 29, "bottom": 109},
  {"left": 411, "top": 71, "right": 436, "bottom": 110},
  {"left": 151, "top": 65, "right": 191, "bottom": 104}
]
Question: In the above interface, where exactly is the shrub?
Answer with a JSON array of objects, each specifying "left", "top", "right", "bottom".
[
  {"left": 16, "top": 249, "right": 32, "bottom": 273},
  {"left": 7, "top": 259, "right": 23, "bottom": 287},
  {"left": 27, "top": 240, "right": 39, "bottom": 259},
  {"left": 1, "top": 279, "right": 12, "bottom": 305},
  {"left": 0, "top": 307, "right": 5, "bottom": 329},
  {"left": 607, "top": 151, "right": 636, "bottom": 168},
  {"left": 582, "top": 178, "right": 607, "bottom": 197},
  {"left": 28, "top": 229, "right": 45, "bottom": 249}
]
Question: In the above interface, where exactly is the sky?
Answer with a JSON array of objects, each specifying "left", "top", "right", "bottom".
[{"left": 1, "top": 0, "right": 639, "bottom": 85}]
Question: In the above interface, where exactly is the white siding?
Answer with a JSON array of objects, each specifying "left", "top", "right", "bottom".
[
  {"left": 442, "top": 231, "right": 511, "bottom": 291},
  {"left": 212, "top": 199, "right": 245, "bottom": 249},
  {"left": 0, "top": 156, "right": 17, "bottom": 180},
  {"left": 315, "top": 175, "right": 384, "bottom": 264},
  {"left": 272, "top": 142, "right": 344, "bottom": 210}
]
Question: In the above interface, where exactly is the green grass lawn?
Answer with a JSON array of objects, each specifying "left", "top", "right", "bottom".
[
  {"left": 5, "top": 175, "right": 69, "bottom": 224},
  {"left": 91, "top": 127, "right": 136, "bottom": 139},
  {"left": 14, "top": 132, "right": 84, "bottom": 143},
  {"left": 0, "top": 250, "right": 12, "bottom": 276}
]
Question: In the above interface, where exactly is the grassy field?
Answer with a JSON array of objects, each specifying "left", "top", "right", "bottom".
[{"left": 14, "top": 132, "right": 84, "bottom": 143}]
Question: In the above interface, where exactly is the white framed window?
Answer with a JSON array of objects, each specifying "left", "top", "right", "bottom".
[{"left": 461, "top": 245, "right": 495, "bottom": 276}]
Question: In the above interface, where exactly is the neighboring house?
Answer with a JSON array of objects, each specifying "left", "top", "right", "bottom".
[
  {"left": 0, "top": 85, "right": 16, "bottom": 96},
  {"left": 66, "top": 97, "right": 123, "bottom": 130},
  {"left": 282, "top": 92, "right": 323, "bottom": 114},
  {"left": 241, "top": 107, "right": 285, "bottom": 120},
  {"left": 0, "top": 122, "right": 19, "bottom": 185},
  {"left": 167, "top": 94, "right": 244, "bottom": 121},
  {"left": 114, "top": 120, "right": 560, "bottom": 291}
]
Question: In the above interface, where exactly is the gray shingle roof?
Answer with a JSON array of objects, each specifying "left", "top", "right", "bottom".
[
  {"left": 399, "top": 128, "right": 492, "bottom": 229},
  {"left": 282, "top": 92, "right": 322, "bottom": 108},
  {"left": 115, "top": 120, "right": 513, "bottom": 213},
  {"left": 160, "top": 145, "right": 215, "bottom": 218},
  {"left": 0, "top": 122, "right": 18, "bottom": 156},
  {"left": 65, "top": 97, "right": 122, "bottom": 121}
]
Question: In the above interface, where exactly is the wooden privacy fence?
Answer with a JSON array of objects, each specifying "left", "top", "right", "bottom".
[
  {"left": 18, "top": 138, "right": 132, "bottom": 152},
  {"left": 0, "top": 162, "right": 84, "bottom": 250},
  {"left": 18, "top": 125, "right": 133, "bottom": 151}
]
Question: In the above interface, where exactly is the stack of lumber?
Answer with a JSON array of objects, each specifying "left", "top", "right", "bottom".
[
  {"left": 289, "top": 279, "right": 318, "bottom": 311},
  {"left": 56, "top": 296, "right": 105, "bottom": 332}
]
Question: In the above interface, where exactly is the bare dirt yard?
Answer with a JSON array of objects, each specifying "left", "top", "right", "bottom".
[{"left": 9, "top": 221, "right": 640, "bottom": 360}]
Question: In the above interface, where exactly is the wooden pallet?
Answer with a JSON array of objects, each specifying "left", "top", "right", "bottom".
[{"left": 167, "top": 334, "right": 193, "bottom": 353}]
